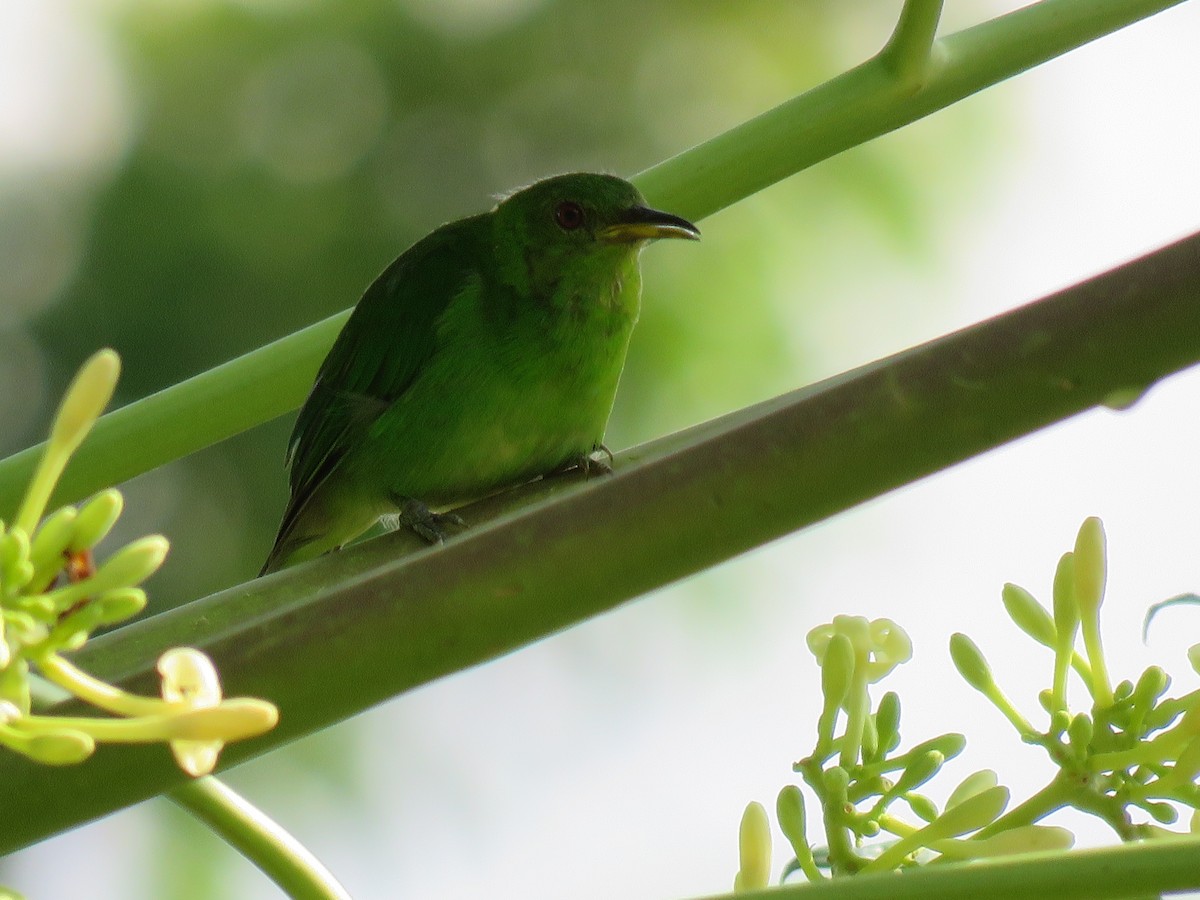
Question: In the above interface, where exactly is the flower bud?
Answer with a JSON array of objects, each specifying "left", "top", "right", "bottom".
[
  {"left": 1073, "top": 517, "right": 1107, "bottom": 620},
  {"left": 775, "top": 785, "right": 807, "bottom": 856},
  {"left": 1142, "top": 800, "right": 1177, "bottom": 825},
  {"left": 861, "top": 712, "right": 880, "bottom": 761},
  {"left": 950, "top": 633, "right": 993, "bottom": 693},
  {"left": 69, "top": 489, "right": 124, "bottom": 553},
  {"left": 733, "top": 801, "right": 771, "bottom": 893},
  {"left": 15, "top": 350, "right": 120, "bottom": 534},
  {"left": 1067, "top": 713, "right": 1093, "bottom": 758},
  {"left": 50, "top": 601, "right": 106, "bottom": 651},
  {"left": 932, "top": 824, "right": 1073, "bottom": 860},
  {"left": 29, "top": 507, "right": 77, "bottom": 578},
  {"left": 895, "top": 750, "right": 944, "bottom": 794},
  {"left": 0, "top": 527, "right": 33, "bottom": 595},
  {"left": 24, "top": 729, "right": 96, "bottom": 765},
  {"left": 1, "top": 720, "right": 96, "bottom": 765},
  {"left": 820, "top": 633, "right": 855, "bottom": 712},
  {"left": 946, "top": 769, "right": 998, "bottom": 810},
  {"left": 91, "top": 536, "right": 169, "bottom": 592},
  {"left": 1052, "top": 552, "right": 1078, "bottom": 641},
  {"left": 49, "top": 350, "right": 120, "bottom": 459},
  {"left": 1131, "top": 666, "right": 1169, "bottom": 713},
  {"left": 97, "top": 588, "right": 148, "bottom": 625},
  {"left": 923, "top": 785, "right": 1009, "bottom": 839},
  {"left": 874, "top": 691, "right": 902, "bottom": 755},
  {"left": 906, "top": 732, "right": 967, "bottom": 762},
  {"left": 1001, "top": 582, "right": 1056, "bottom": 647},
  {"left": 907, "top": 792, "right": 939, "bottom": 823},
  {"left": 168, "top": 699, "right": 279, "bottom": 741}
]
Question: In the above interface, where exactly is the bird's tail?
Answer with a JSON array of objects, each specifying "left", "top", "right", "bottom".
[{"left": 259, "top": 487, "right": 379, "bottom": 576}]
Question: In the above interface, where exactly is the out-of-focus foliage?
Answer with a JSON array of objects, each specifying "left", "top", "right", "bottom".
[{"left": 0, "top": 1, "right": 998, "bottom": 896}]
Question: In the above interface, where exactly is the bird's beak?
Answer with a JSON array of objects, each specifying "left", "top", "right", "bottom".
[{"left": 599, "top": 205, "right": 701, "bottom": 244}]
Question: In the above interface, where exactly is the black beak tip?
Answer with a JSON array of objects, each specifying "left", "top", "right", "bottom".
[{"left": 623, "top": 205, "right": 701, "bottom": 239}]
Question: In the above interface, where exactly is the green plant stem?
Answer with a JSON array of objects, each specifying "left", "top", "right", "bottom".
[
  {"left": 635, "top": 0, "right": 1186, "bottom": 222},
  {"left": 1082, "top": 617, "right": 1115, "bottom": 708},
  {"left": 0, "top": 0, "right": 1182, "bottom": 519},
  {"left": 973, "top": 776, "right": 1075, "bottom": 840},
  {"left": 1, "top": 229, "right": 1200, "bottom": 855},
  {"left": 878, "top": 0, "right": 944, "bottom": 87},
  {"left": 815, "top": 768, "right": 862, "bottom": 876},
  {"left": 693, "top": 835, "right": 1200, "bottom": 899},
  {"left": 983, "top": 683, "right": 1039, "bottom": 741},
  {"left": 169, "top": 778, "right": 350, "bottom": 900}
]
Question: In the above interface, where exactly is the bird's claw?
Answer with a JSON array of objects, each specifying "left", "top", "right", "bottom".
[
  {"left": 393, "top": 497, "right": 467, "bottom": 545},
  {"left": 573, "top": 444, "right": 614, "bottom": 478}
]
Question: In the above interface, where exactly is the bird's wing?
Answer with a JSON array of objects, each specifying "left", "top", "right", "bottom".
[{"left": 279, "top": 215, "right": 486, "bottom": 536}]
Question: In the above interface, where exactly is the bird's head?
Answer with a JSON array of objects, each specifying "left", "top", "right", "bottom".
[{"left": 490, "top": 173, "right": 699, "bottom": 298}]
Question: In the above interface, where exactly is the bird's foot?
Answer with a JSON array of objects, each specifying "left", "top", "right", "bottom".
[
  {"left": 392, "top": 497, "right": 467, "bottom": 545},
  {"left": 559, "top": 444, "right": 614, "bottom": 478}
]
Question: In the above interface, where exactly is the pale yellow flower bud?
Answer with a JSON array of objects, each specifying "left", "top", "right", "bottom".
[
  {"left": 69, "top": 490, "right": 124, "bottom": 553},
  {"left": 733, "top": 801, "right": 771, "bottom": 893},
  {"left": 15, "top": 350, "right": 120, "bottom": 534}
]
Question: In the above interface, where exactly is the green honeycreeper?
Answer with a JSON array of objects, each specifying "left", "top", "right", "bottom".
[{"left": 261, "top": 173, "right": 699, "bottom": 575}]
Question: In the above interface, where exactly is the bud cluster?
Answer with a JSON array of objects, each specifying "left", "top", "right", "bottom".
[
  {"left": 732, "top": 517, "right": 1194, "bottom": 889},
  {"left": 0, "top": 350, "right": 277, "bottom": 775},
  {"left": 953, "top": 517, "right": 1200, "bottom": 842}
]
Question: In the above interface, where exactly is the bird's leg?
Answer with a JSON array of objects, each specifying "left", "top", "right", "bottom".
[
  {"left": 594, "top": 442, "right": 615, "bottom": 471},
  {"left": 389, "top": 495, "right": 466, "bottom": 544},
  {"left": 578, "top": 442, "right": 614, "bottom": 477},
  {"left": 554, "top": 443, "right": 615, "bottom": 478}
]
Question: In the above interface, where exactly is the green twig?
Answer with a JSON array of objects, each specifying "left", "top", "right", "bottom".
[
  {"left": 170, "top": 778, "right": 350, "bottom": 900},
  {"left": 879, "top": 0, "right": 945, "bottom": 88},
  {"left": 972, "top": 775, "right": 1075, "bottom": 840}
]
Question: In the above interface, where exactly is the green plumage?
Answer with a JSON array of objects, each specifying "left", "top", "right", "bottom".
[{"left": 262, "top": 173, "right": 698, "bottom": 574}]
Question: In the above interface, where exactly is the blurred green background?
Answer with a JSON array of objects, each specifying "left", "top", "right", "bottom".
[{"left": 19, "top": 0, "right": 1199, "bottom": 897}]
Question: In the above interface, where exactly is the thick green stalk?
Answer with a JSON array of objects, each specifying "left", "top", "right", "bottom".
[
  {"left": 169, "top": 779, "right": 350, "bottom": 900},
  {"left": 1, "top": 229, "right": 1197, "bottom": 856},
  {"left": 0, "top": 0, "right": 1182, "bottom": 517},
  {"left": 693, "top": 835, "right": 1200, "bottom": 899}
]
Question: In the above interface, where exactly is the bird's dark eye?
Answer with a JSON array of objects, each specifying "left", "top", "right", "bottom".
[{"left": 554, "top": 200, "right": 585, "bottom": 231}]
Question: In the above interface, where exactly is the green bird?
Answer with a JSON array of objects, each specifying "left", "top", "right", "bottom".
[{"left": 261, "top": 172, "right": 699, "bottom": 575}]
